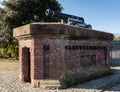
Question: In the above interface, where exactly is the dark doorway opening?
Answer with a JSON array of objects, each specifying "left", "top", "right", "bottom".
[
  {"left": 43, "top": 45, "right": 50, "bottom": 79},
  {"left": 22, "top": 47, "right": 31, "bottom": 82}
]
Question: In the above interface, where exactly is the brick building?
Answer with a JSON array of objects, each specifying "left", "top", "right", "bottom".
[{"left": 13, "top": 23, "right": 113, "bottom": 86}]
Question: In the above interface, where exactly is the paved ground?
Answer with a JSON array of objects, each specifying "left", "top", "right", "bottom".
[
  {"left": 1, "top": 67, "right": 120, "bottom": 92},
  {"left": 0, "top": 71, "right": 40, "bottom": 92}
]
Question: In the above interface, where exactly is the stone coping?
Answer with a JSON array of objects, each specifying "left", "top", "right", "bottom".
[{"left": 13, "top": 22, "right": 113, "bottom": 41}]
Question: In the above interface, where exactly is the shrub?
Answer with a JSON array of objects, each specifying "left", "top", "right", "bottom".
[
  {"left": 0, "top": 48, "right": 8, "bottom": 58},
  {"left": 0, "top": 44, "right": 18, "bottom": 59},
  {"left": 59, "top": 66, "right": 113, "bottom": 88},
  {"left": 7, "top": 44, "right": 18, "bottom": 59}
]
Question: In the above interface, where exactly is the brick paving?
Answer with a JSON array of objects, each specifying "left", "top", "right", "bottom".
[
  {"left": 0, "top": 67, "right": 120, "bottom": 92},
  {"left": 0, "top": 71, "right": 40, "bottom": 92}
]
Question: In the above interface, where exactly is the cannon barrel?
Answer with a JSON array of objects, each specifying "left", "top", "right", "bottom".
[{"left": 45, "top": 9, "right": 84, "bottom": 23}]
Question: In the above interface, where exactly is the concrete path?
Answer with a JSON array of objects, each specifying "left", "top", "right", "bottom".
[{"left": 0, "top": 67, "right": 120, "bottom": 92}]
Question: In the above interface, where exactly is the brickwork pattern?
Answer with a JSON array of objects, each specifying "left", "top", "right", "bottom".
[
  {"left": 18, "top": 37, "right": 110, "bottom": 86},
  {"left": 34, "top": 38, "right": 110, "bottom": 78},
  {"left": 0, "top": 71, "right": 39, "bottom": 92}
]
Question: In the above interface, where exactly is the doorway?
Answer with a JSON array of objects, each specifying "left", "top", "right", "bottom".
[
  {"left": 22, "top": 47, "right": 31, "bottom": 82},
  {"left": 43, "top": 45, "right": 50, "bottom": 79}
]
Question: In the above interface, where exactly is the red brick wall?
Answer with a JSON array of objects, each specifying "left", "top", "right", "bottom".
[
  {"left": 33, "top": 38, "right": 109, "bottom": 79},
  {"left": 19, "top": 37, "right": 110, "bottom": 85}
]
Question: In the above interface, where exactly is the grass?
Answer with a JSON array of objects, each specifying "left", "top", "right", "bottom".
[{"left": 0, "top": 58, "right": 19, "bottom": 71}]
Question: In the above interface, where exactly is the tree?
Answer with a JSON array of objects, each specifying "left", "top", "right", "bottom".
[{"left": 0, "top": 0, "right": 62, "bottom": 58}]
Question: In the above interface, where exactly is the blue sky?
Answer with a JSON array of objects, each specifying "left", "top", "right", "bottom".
[
  {"left": 0, "top": 0, "right": 120, "bottom": 35},
  {"left": 58, "top": 0, "right": 120, "bottom": 35}
]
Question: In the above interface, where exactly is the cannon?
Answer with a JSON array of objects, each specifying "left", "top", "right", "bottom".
[{"left": 45, "top": 9, "right": 92, "bottom": 29}]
